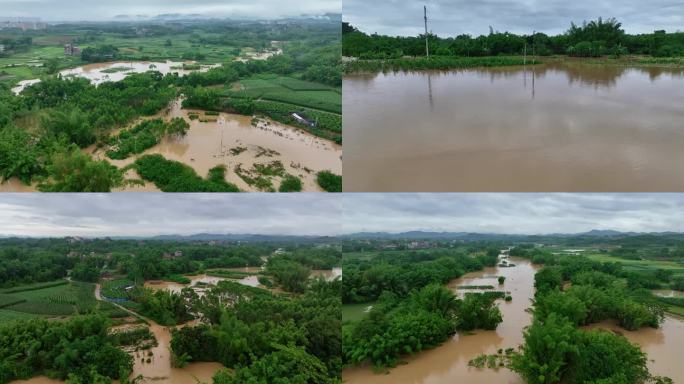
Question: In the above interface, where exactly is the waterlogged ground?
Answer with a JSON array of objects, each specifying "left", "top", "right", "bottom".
[
  {"left": 343, "top": 257, "right": 537, "bottom": 384},
  {"left": 342, "top": 257, "right": 684, "bottom": 383},
  {"left": 11, "top": 60, "right": 219, "bottom": 94},
  {"left": 344, "top": 59, "right": 684, "bottom": 191},
  {"left": 0, "top": 98, "right": 342, "bottom": 192},
  {"left": 98, "top": 99, "right": 341, "bottom": 192}
]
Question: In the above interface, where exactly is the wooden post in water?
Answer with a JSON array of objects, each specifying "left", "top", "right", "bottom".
[{"left": 424, "top": 5, "right": 430, "bottom": 58}]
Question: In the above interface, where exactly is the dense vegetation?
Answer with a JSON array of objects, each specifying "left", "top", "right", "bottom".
[
  {"left": 171, "top": 278, "right": 341, "bottom": 383},
  {"left": 0, "top": 237, "right": 341, "bottom": 383},
  {"left": 342, "top": 246, "right": 502, "bottom": 368},
  {"left": 106, "top": 118, "right": 189, "bottom": 159},
  {"left": 344, "top": 18, "right": 684, "bottom": 60},
  {"left": 0, "top": 17, "right": 341, "bottom": 190},
  {"left": 508, "top": 253, "right": 670, "bottom": 383},
  {"left": 0, "top": 314, "right": 133, "bottom": 383},
  {"left": 135, "top": 154, "right": 240, "bottom": 192}
]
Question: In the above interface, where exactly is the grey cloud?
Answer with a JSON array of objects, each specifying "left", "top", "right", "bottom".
[
  {"left": 0, "top": 194, "right": 342, "bottom": 237},
  {"left": 344, "top": 0, "right": 684, "bottom": 36},
  {"left": 0, "top": 0, "right": 340, "bottom": 21},
  {"left": 342, "top": 193, "right": 684, "bottom": 234}
]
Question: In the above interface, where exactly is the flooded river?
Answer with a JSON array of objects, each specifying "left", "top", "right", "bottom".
[
  {"left": 344, "top": 60, "right": 684, "bottom": 191},
  {"left": 342, "top": 256, "right": 684, "bottom": 383},
  {"left": 343, "top": 257, "right": 538, "bottom": 383},
  {"left": 128, "top": 320, "right": 224, "bottom": 383}
]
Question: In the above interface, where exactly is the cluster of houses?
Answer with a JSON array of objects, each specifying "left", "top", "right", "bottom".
[
  {"left": 64, "top": 43, "right": 81, "bottom": 56},
  {"left": 0, "top": 18, "right": 47, "bottom": 31}
]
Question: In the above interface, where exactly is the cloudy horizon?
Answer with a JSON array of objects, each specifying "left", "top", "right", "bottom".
[
  {"left": 342, "top": 194, "right": 684, "bottom": 235},
  {"left": 0, "top": 0, "right": 340, "bottom": 21},
  {"left": 0, "top": 194, "right": 341, "bottom": 238},
  {"left": 344, "top": 0, "right": 684, "bottom": 37}
]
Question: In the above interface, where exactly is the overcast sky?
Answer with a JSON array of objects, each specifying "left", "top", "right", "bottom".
[
  {"left": 0, "top": 0, "right": 340, "bottom": 21},
  {"left": 342, "top": 194, "right": 684, "bottom": 235},
  {"left": 0, "top": 194, "right": 341, "bottom": 237},
  {"left": 344, "top": 0, "right": 684, "bottom": 37}
]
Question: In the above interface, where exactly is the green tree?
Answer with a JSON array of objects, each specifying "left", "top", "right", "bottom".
[{"left": 39, "top": 145, "right": 122, "bottom": 192}]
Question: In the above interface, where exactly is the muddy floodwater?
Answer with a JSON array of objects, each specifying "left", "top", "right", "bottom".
[
  {"left": 11, "top": 60, "right": 219, "bottom": 94},
  {"left": 342, "top": 256, "right": 684, "bottom": 383},
  {"left": 312, "top": 267, "right": 343, "bottom": 281},
  {"left": 0, "top": 98, "right": 341, "bottom": 192},
  {"left": 343, "top": 257, "right": 538, "bottom": 384},
  {"left": 344, "top": 60, "right": 684, "bottom": 191},
  {"left": 145, "top": 271, "right": 261, "bottom": 295},
  {"left": 585, "top": 317, "right": 684, "bottom": 382},
  {"left": 96, "top": 99, "right": 342, "bottom": 192}
]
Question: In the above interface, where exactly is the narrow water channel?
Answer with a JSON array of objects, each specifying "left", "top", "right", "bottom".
[{"left": 343, "top": 257, "right": 538, "bottom": 384}]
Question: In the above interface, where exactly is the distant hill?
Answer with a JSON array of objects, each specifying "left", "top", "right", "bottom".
[{"left": 344, "top": 230, "right": 663, "bottom": 241}]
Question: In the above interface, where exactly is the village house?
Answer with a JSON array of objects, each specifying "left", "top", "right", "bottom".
[{"left": 64, "top": 44, "right": 81, "bottom": 56}]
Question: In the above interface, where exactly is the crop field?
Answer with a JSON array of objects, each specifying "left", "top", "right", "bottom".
[
  {"left": 0, "top": 309, "right": 41, "bottom": 322},
  {"left": 0, "top": 282, "right": 97, "bottom": 317},
  {"left": 342, "top": 303, "right": 373, "bottom": 323},
  {"left": 102, "top": 278, "right": 135, "bottom": 299},
  {"left": 0, "top": 294, "right": 25, "bottom": 308},
  {"left": 0, "top": 280, "right": 68, "bottom": 294},
  {"left": 225, "top": 75, "right": 342, "bottom": 114},
  {"left": 97, "top": 33, "right": 241, "bottom": 63},
  {"left": 0, "top": 45, "right": 82, "bottom": 84},
  {"left": 585, "top": 253, "right": 684, "bottom": 277}
]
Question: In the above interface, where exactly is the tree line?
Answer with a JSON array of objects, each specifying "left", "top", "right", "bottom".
[{"left": 343, "top": 18, "right": 684, "bottom": 59}]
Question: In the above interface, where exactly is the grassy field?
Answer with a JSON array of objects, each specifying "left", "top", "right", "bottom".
[
  {"left": 97, "top": 33, "right": 240, "bottom": 63},
  {"left": 101, "top": 278, "right": 136, "bottom": 299},
  {"left": 0, "top": 32, "right": 251, "bottom": 85},
  {"left": 584, "top": 253, "right": 684, "bottom": 277},
  {"left": 0, "top": 281, "right": 97, "bottom": 317},
  {"left": 224, "top": 74, "right": 342, "bottom": 114},
  {"left": 342, "top": 303, "right": 374, "bottom": 323},
  {"left": 0, "top": 45, "right": 83, "bottom": 84}
]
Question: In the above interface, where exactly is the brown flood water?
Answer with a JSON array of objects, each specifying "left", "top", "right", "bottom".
[
  {"left": 127, "top": 320, "right": 224, "bottom": 383},
  {"left": 1, "top": 98, "right": 341, "bottom": 192},
  {"left": 343, "top": 257, "right": 538, "bottom": 384},
  {"left": 344, "top": 60, "right": 684, "bottom": 191},
  {"left": 11, "top": 290, "right": 224, "bottom": 384},
  {"left": 585, "top": 317, "right": 684, "bottom": 382},
  {"left": 144, "top": 272, "right": 261, "bottom": 295},
  {"left": 94, "top": 99, "right": 342, "bottom": 192},
  {"left": 343, "top": 257, "right": 684, "bottom": 383}
]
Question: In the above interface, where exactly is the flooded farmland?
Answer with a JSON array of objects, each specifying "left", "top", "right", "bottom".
[
  {"left": 342, "top": 257, "right": 684, "bottom": 383},
  {"left": 344, "top": 60, "right": 684, "bottom": 191},
  {"left": 0, "top": 98, "right": 342, "bottom": 192},
  {"left": 99, "top": 99, "right": 341, "bottom": 192},
  {"left": 11, "top": 60, "right": 219, "bottom": 94}
]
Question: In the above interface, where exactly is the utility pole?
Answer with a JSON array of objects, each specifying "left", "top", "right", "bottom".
[{"left": 424, "top": 5, "right": 430, "bottom": 58}]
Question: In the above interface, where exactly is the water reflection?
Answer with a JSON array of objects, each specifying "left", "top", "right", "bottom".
[{"left": 344, "top": 60, "right": 684, "bottom": 192}]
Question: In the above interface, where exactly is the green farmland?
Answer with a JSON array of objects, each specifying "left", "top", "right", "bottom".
[
  {"left": 224, "top": 74, "right": 341, "bottom": 114},
  {"left": 0, "top": 280, "right": 97, "bottom": 318}
]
